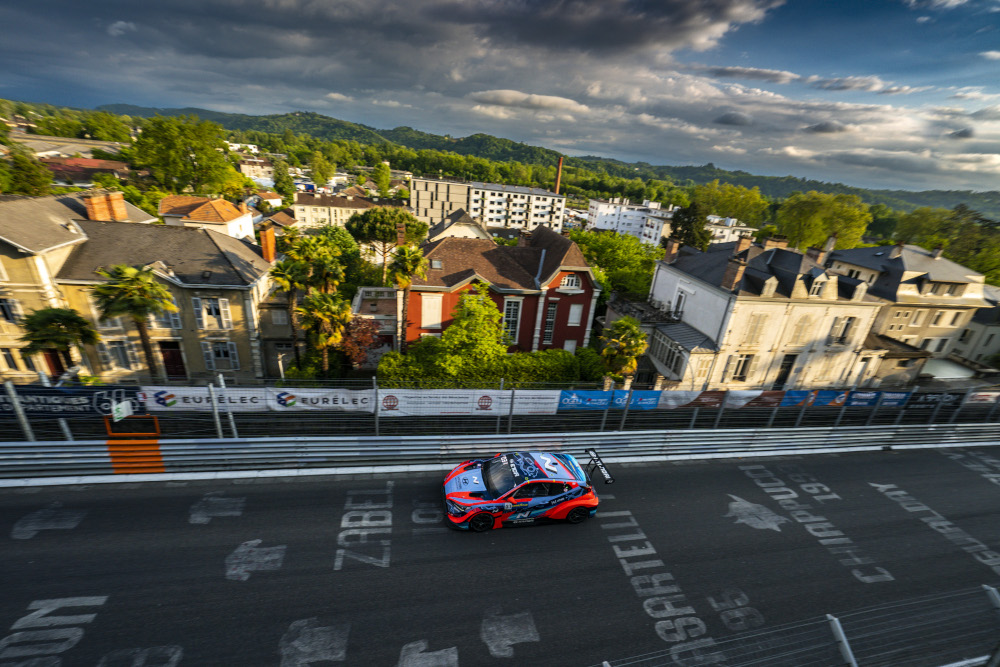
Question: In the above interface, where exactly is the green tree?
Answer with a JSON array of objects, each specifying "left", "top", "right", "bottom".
[
  {"left": 692, "top": 180, "right": 770, "bottom": 226},
  {"left": 132, "top": 115, "right": 236, "bottom": 193},
  {"left": 600, "top": 316, "right": 648, "bottom": 377},
  {"left": 346, "top": 207, "right": 428, "bottom": 283},
  {"left": 568, "top": 230, "right": 664, "bottom": 296},
  {"left": 775, "top": 191, "right": 870, "bottom": 250},
  {"left": 269, "top": 259, "right": 309, "bottom": 369},
  {"left": 372, "top": 163, "right": 392, "bottom": 197},
  {"left": 390, "top": 245, "right": 428, "bottom": 353},
  {"left": 4, "top": 147, "right": 53, "bottom": 196},
  {"left": 297, "top": 292, "right": 352, "bottom": 374},
  {"left": 867, "top": 203, "right": 901, "bottom": 239},
  {"left": 18, "top": 307, "right": 99, "bottom": 371},
  {"left": 310, "top": 152, "right": 335, "bottom": 187},
  {"left": 894, "top": 207, "right": 950, "bottom": 245},
  {"left": 670, "top": 202, "right": 712, "bottom": 251},
  {"left": 91, "top": 265, "right": 177, "bottom": 380},
  {"left": 82, "top": 111, "right": 130, "bottom": 142},
  {"left": 272, "top": 157, "right": 296, "bottom": 202}
]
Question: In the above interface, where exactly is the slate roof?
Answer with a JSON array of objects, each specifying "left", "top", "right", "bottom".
[
  {"left": 428, "top": 208, "right": 488, "bottom": 240},
  {"left": 159, "top": 195, "right": 246, "bottom": 223},
  {"left": 57, "top": 220, "right": 271, "bottom": 286},
  {"left": 0, "top": 190, "right": 151, "bottom": 254},
  {"left": 653, "top": 321, "right": 718, "bottom": 352},
  {"left": 470, "top": 182, "right": 565, "bottom": 198},
  {"left": 295, "top": 192, "right": 376, "bottom": 209},
  {"left": 972, "top": 284, "right": 1000, "bottom": 325}
]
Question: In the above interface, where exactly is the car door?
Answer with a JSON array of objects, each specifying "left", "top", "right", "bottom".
[{"left": 503, "top": 482, "right": 558, "bottom": 524}]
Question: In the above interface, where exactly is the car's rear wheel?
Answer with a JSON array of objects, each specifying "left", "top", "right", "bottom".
[
  {"left": 566, "top": 507, "right": 591, "bottom": 524},
  {"left": 469, "top": 513, "right": 494, "bottom": 532}
]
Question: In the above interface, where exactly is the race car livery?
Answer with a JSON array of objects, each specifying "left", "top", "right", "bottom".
[{"left": 443, "top": 450, "right": 612, "bottom": 531}]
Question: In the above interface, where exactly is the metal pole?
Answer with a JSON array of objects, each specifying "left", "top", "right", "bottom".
[
  {"left": 618, "top": 387, "right": 634, "bottom": 431},
  {"left": 372, "top": 376, "right": 380, "bottom": 437},
  {"left": 713, "top": 391, "right": 728, "bottom": 429},
  {"left": 949, "top": 388, "right": 973, "bottom": 424},
  {"left": 929, "top": 392, "right": 946, "bottom": 424},
  {"left": 794, "top": 391, "right": 810, "bottom": 428},
  {"left": 688, "top": 407, "right": 699, "bottom": 429},
  {"left": 599, "top": 393, "right": 610, "bottom": 432},
  {"left": 217, "top": 373, "right": 239, "bottom": 439},
  {"left": 767, "top": 405, "right": 778, "bottom": 428},
  {"left": 207, "top": 384, "right": 224, "bottom": 439},
  {"left": 834, "top": 392, "right": 849, "bottom": 428},
  {"left": 38, "top": 371, "right": 73, "bottom": 441},
  {"left": 496, "top": 379, "right": 504, "bottom": 435},
  {"left": 988, "top": 394, "right": 1000, "bottom": 423},
  {"left": 507, "top": 387, "right": 515, "bottom": 435},
  {"left": 826, "top": 614, "right": 859, "bottom": 667},
  {"left": 4, "top": 380, "right": 35, "bottom": 442},
  {"left": 866, "top": 392, "right": 885, "bottom": 427}
]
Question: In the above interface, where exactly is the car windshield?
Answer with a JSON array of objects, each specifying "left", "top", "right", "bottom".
[{"left": 484, "top": 455, "right": 518, "bottom": 498}]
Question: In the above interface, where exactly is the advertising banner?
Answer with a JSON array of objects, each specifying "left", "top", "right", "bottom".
[
  {"left": 378, "top": 389, "right": 560, "bottom": 417},
  {"left": 966, "top": 391, "right": 1000, "bottom": 404},
  {"left": 844, "top": 391, "right": 880, "bottom": 407},
  {"left": 811, "top": 391, "right": 849, "bottom": 407},
  {"left": 0, "top": 386, "right": 141, "bottom": 417},
  {"left": 611, "top": 390, "right": 663, "bottom": 410},
  {"left": 267, "top": 388, "right": 374, "bottom": 412},
  {"left": 878, "top": 391, "right": 911, "bottom": 407},
  {"left": 559, "top": 390, "right": 613, "bottom": 411},
  {"left": 725, "top": 391, "right": 786, "bottom": 409},
  {"left": 655, "top": 391, "right": 702, "bottom": 409},
  {"left": 903, "top": 392, "right": 965, "bottom": 410},
  {"left": 141, "top": 387, "right": 377, "bottom": 412}
]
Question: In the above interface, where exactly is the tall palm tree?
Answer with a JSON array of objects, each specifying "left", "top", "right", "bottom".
[
  {"left": 599, "top": 316, "right": 648, "bottom": 378},
  {"left": 297, "top": 292, "right": 352, "bottom": 375},
  {"left": 91, "top": 264, "right": 177, "bottom": 381},
  {"left": 270, "top": 259, "right": 308, "bottom": 369},
  {"left": 18, "top": 307, "right": 99, "bottom": 371},
  {"left": 389, "top": 245, "right": 428, "bottom": 354}
]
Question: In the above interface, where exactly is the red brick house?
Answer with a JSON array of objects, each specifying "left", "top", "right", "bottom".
[{"left": 406, "top": 226, "right": 601, "bottom": 352}]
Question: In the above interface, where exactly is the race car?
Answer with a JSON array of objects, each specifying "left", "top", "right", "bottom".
[{"left": 443, "top": 449, "right": 614, "bottom": 532}]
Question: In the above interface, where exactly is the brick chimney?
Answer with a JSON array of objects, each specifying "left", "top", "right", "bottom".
[
  {"left": 931, "top": 244, "right": 943, "bottom": 259},
  {"left": 662, "top": 238, "right": 682, "bottom": 263},
  {"left": 735, "top": 234, "right": 753, "bottom": 255},
  {"left": 554, "top": 156, "right": 563, "bottom": 195},
  {"left": 240, "top": 201, "right": 249, "bottom": 215},
  {"left": 806, "top": 246, "right": 822, "bottom": 263},
  {"left": 889, "top": 242, "right": 904, "bottom": 259},
  {"left": 260, "top": 225, "right": 276, "bottom": 263},
  {"left": 84, "top": 193, "right": 111, "bottom": 221},
  {"left": 763, "top": 236, "right": 788, "bottom": 250},
  {"left": 107, "top": 191, "right": 129, "bottom": 221},
  {"left": 721, "top": 258, "right": 746, "bottom": 291}
]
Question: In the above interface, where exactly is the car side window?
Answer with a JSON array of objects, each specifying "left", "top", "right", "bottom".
[{"left": 514, "top": 483, "right": 549, "bottom": 499}]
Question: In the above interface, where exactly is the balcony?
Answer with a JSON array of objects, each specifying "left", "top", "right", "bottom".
[{"left": 607, "top": 292, "right": 682, "bottom": 324}]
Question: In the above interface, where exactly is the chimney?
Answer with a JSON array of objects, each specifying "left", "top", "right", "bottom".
[
  {"left": 83, "top": 193, "right": 111, "bottom": 221},
  {"left": 721, "top": 258, "right": 746, "bottom": 291},
  {"left": 260, "top": 225, "right": 276, "bottom": 263},
  {"left": 735, "top": 235, "right": 753, "bottom": 255},
  {"left": 107, "top": 192, "right": 129, "bottom": 221},
  {"left": 889, "top": 242, "right": 904, "bottom": 259},
  {"left": 240, "top": 201, "right": 249, "bottom": 215},
  {"left": 554, "top": 157, "right": 563, "bottom": 195},
  {"left": 662, "top": 238, "right": 681, "bottom": 263},
  {"left": 763, "top": 236, "right": 789, "bottom": 250},
  {"left": 805, "top": 247, "right": 822, "bottom": 263},
  {"left": 931, "top": 245, "right": 943, "bottom": 259}
]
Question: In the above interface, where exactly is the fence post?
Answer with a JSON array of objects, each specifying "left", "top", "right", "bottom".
[
  {"left": 834, "top": 393, "right": 849, "bottom": 428},
  {"left": 949, "top": 388, "right": 973, "bottom": 424},
  {"left": 217, "top": 373, "right": 239, "bottom": 439},
  {"left": 507, "top": 387, "right": 515, "bottom": 435},
  {"left": 826, "top": 614, "right": 859, "bottom": 667},
  {"left": 618, "top": 387, "right": 634, "bottom": 431},
  {"left": 4, "top": 380, "right": 35, "bottom": 442},
  {"left": 929, "top": 393, "right": 946, "bottom": 424},
  {"left": 38, "top": 371, "right": 73, "bottom": 441},
  {"left": 866, "top": 392, "right": 886, "bottom": 427},
  {"left": 795, "top": 392, "right": 810, "bottom": 428},
  {"left": 496, "top": 379, "right": 504, "bottom": 435},
  {"left": 600, "top": 393, "right": 610, "bottom": 432},
  {"left": 713, "top": 392, "right": 728, "bottom": 429},
  {"left": 372, "top": 377, "right": 380, "bottom": 437},
  {"left": 207, "top": 384, "right": 224, "bottom": 439},
  {"left": 688, "top": 407, "right": 699, "bottom": 429},
  {"left": 988, "top": 395, "right": 1000, "bottom": 423}
]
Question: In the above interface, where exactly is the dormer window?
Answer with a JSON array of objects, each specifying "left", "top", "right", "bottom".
[
  {"left": 431, "top": 259, "right": 443, "bottom": 270},
  {"left": 809, "top": 278, "right": 824, "bottom": 296},
  {"left": 560, "top": 274, "right": 580, "bottom": 288}
]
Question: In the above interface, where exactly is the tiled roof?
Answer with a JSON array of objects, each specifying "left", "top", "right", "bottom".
[
  {"left": 295, "top": 192, "right": 377, "bottom": 209},
  {"left": 267, "top": 210, "right": 297, "bottom": 228},
  {"left": 159, "top": 195, "right": 245, "bottom": 223}
]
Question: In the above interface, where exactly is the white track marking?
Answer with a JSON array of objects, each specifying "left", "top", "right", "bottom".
[
  {"left": 11, "top": 503, "right": 87, "bottom": 539},
  {"left": 480, "top": 607, "right": 540, "bottom": 658},
  {"left": 279, "top": 618, "right": 349, "bottom": 665},
  {"left": 189, "top": 492, "right": 245, "bottom": 524},
  {"left": 224, "top": 539, "right": 286, "bottom": 581}
]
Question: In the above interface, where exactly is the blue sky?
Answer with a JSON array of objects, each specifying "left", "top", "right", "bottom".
[{"left": 1, "top": 0, "right": 999, "bottom": 192}]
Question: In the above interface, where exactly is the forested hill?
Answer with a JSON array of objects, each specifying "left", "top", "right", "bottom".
[{"left": 97, "top": 103, "right": 1000, "bottom": 217}]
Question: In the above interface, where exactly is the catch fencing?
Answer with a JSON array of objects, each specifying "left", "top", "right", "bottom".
[{"left": 2, "top": 380, "right": 1000, "bottom": 442}]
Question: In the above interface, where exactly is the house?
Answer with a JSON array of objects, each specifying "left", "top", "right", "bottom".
[
  {"left": 158, "top": 195, "right": 255, "bottom": 240},
  {"left": 293, "top": 192, "right": 379, "bottom": 229},
  {"left": 588, "top": 198, "right": 675, "bottom": 244},
  {"left": 40, "top": 157, "right": 130, "bottom": 188},
  {"left": 427, "top": 209, "right": 492, "bottom": 242},
  {"left": 617, "top": 236, "right": 891, "bottom": 390},
  {"left": 411, "top": 177, "right": 565, "bottom": 233},
  {"left": 406, "top": 226, "right": 600, "bottom": 352},
  {"left": 239, "top": 158, "right": 273, "bottom": 180},
  {"left": 254, "top": 191, "right": 284, "bottom": 211},
  {"left": 706, "top": 215, "right": 759, "bottom": 245},
  {"left": 349, "top": 286, "right": 401, "bottom": 363},
  {"left": 826, "top": 243, "right": 990, "bottom": 359}
]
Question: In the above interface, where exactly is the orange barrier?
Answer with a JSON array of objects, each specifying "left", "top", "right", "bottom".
[{"left": 104, "top": 416, "right": 164, "bottom": 474}]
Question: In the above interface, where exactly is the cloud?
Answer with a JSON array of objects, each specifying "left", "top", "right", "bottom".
[
  {"left": 467, "top": 90, "right": 589, "bottom": 113},
  {"left": 971, "top": 105, "right": 1000, "bottom": 120},
  {"left": 325, "top": 92, "right": 353, "bottom": 102},
  {"left": 107, "top": 21, "right": 136, "bottom": 37},
  {"left": 981, "top": 51, "right": 1000, "bottom": 60},
  {"left": 714, "top": 111, "right": 753, "bottom": 126},
  {"left": 903, "top": 0, "right": 971, "bottom": 8},
  {"left": 806, "top": 121, "right": 849, "bottom": 133},
  {"left": 948, "top": 127, "right": 974, "bottom": 138},
  {"left": 702, "top": 66, "right": 800, "bottom": 84}
]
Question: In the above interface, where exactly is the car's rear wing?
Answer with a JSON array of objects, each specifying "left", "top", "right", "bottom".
[{"left": 585, "top": 449, "right": 614, "bottom": 484}]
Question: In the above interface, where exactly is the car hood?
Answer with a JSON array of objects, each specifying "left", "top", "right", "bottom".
[{"left": 444, "top": 465, "right": 489, "bottom": 497}]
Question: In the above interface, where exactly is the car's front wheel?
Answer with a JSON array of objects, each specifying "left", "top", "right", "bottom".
[
  {"left": 566, "top": 507, "right": 591, "bottom": 524},
  {"left": 468, "top": 512, "right": 494, "bottom": 532}
]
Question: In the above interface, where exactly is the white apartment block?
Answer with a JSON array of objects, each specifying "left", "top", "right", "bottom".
[
  {"left": 588, "top": 199, "right": 674, "bottom": 244},
  {"left": 707, "top": 215, "right": 758, "bottom": 244},
  {"left": 411, "top": 177, "right": 565, "bottom": 232}
]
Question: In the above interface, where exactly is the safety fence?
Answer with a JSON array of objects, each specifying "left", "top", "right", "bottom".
[
  {"left": 3, "top": 380, "right": 1000, "bottom": 442},
  {"left": 0, "top": 423, "right": 997, "bottom": 480},
  {"left": 592, "top": 584, "right": 1000, "bottom": 667}
]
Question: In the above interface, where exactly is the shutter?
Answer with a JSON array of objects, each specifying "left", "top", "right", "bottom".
[
  {"left": 125, "top": 341, "right": 140, "bottom": 369},
  {"left": 227, "top": 342, "right": 240, "bottom": 371},
  {"left": 721, "top": 355, "right": 737, "bottom": 382},
  {"left": 791, "top": 316, "right": 808, "bottom": 345},
  {"left": 192, "top": 298, "right": 204, "bottom": 329},
  {"left": 747, "top": 355, "right": 761, "bottom": 382},
  {"left": 11, "top": 299, "right": 24, "bottom": 321},
  {"left": 148, "top": 313, "right": 159, "bottom": 330},
  {"left": 96, "top": 343, "right": 112, "bottom": 368},
  {"left": 169, "top": 299, "right": 182, "bottom": 329},
  {"left": 842, "top": 317, "right": 855, "bottom": 344},
  {"left": 828, "top": 317, "right": 843, "bottom": 345},
  {"left": 219, "top": 299, "right": 233, "bottom": 329},
  {"left": 746, "top": 314, "right": 766, "bottom": 345},
  {"left": 201, "top": 342, "right": 215, "bottom": 371}
]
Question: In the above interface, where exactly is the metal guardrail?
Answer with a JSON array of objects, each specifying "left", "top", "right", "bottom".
[{"left": 0, "top": 423, "right": 997, "bottom": 480}]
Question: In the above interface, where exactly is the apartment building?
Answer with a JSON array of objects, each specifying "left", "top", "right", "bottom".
[
  {"left": 588, "top": 199, "right": 673, "bottom": 243},
  {"left": 410, "top": 177, "right": 565, "bottom": 232},
  {"left": 292, "top": 192, "right": 409, "bottom": 229}
]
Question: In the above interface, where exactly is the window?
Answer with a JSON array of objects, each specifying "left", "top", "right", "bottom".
[
  {"left": 503, "top": 299, "right": 522, "bottom": 344},
  {"left": 430, "top": 259, "right": 443, "bottom": 270},
  {"left": 950, "top": 312, "right": 962, "bottom": 326},
  {"left": 911, "top": 310, "right": 925, "bottom": 326},
  {"left": 829, "top": 316, "right": 857, "bottom": 344},
  {"left": 542, "top": 303, "right": 557, "bottom": 344},
  {"left": 150, "top": 298, "right": 182, "bottom": 330},
  {"left": 936, "top": 339, "right": 948, "bottom": 352},
  {"left": 0, "top": 298, "right": 21, "bottom": 324},
  {"left": 674, "top": 290, "right": 687, "bottom": 317},
  {"left": 98, "top": 340, "right": 138, "bottom": 370},
  {"left": 192, "top": 297, "right": 232, "bottom": 329},
  {"left": 744, "top": 314, "right": 768, "bottom": 346},
  {"left": 931, "top": 311, "right": 943, "bottom": 326},
  {"left": 1, "top": 348, "right": 17, "bottom": 370},
  {"left": 567, "top": 303, "right": 583, "bottom": 327},
  {"left": 559, "top": 274, "right": 580, "bottom": 289},
  {"left": 846, "top": 269, "right": 861, "bottom": 280},
  {"left": 809, "top": 278, "right": 823, "bottom": 296},
  {"left": 958, "top": 328, "right": 972, "bottom": 344},
  {"left": 420, "top": 294, "right": 442, "bottom": 329},
  {"left": 201, "top": 341, "right": 240, "bottom": 371},
  {"left": 271, "top": 309, "right": 289, "bottom": 325},
  {"left": 730, "top": 354, "right": 755, "bottom": 382}
]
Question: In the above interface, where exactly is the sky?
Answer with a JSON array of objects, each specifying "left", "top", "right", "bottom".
[{"left": 2, "top": 0, "right": 1000, "bottom": 192}]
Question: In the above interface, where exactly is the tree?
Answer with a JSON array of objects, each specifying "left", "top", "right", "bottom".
[
  {"left": 272, "top": 157, "right": 296, "bottom": 202},
  {"left": 346, "top": 207, "right": 428, "bottom": 283},
  {"left": 91, "top": 265, "right": 177, "bottom": 380},
  {"left": 18, "top": 307, "right": 99, "bottom": 371},
  {"left": 775, "top": 191, "right": 870, "bottom": 250},
  {"left": 600, "top": 316, "right": 648, "bottom": 377},
  {"left": 310, "top": 152, "right": 335, "bottom": 187},
  {"left": 82, "top": 111, "right": 130, "bottom": 142},
  {"left": 692, "top": 180, "right": 770, "bottom": 226},
  {"left": 132, "top": 115, "right": 236, "bottom": 193},
  {"left": 372, "top": 162, "right": 392, "bottom": 198},
  {"left": 390, "top": 245, "right": 429, "bottom": 353},
  {"left": 894, "top": 207, "right": 950, "bottom": 245},
  {"left": 340, "top": 317, "right": 382, "bottom": 368},
  {"left": 4, "top": 148, "right": 53, "bottom": 196},
  {"left": 296, "top": 292, "right": 352, "bottom": 374},
  {"left": 670, "top": 202, "right": 712, "bottom": 251},
  {"left": 270, "top": 259, "right": 309, "bottom": 369},
  {"left": 867, "top": 203, "right": 900, "bottom": 239},
  {"left": 568, "top": 230, "right": 663, "bottom": 296}
]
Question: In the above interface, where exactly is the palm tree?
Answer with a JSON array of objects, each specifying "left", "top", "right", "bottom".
[
  {"left": 297, "top": 292, "right": 352, "bottom": 374},
  {"left": 389, "top": 245, "right": 428, "bottom": 353},
  {"left": 91, "top": 264, "right": 177, "bottom": 381},
  {"left": 270, "top": 259, "right": 308, "bottom": 369},
  {"left": 18, "top": 307, "right": 99, "bottom": 372},
  {"left": 599, "top": 316, "right": 648, "bottom": 378}
]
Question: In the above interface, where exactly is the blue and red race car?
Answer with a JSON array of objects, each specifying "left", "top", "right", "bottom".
[{"left": 443, "top": 449, "right": 614, "bottom": 531}]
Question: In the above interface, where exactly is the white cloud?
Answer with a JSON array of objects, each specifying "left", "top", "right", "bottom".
[
  {"left": 325, "top": 92, "right": 353, "bottom": 102},
  {"left": 981, "top": 51, "right": 1000, "bottom": 60},
  {"left": 467, "top": 90, "right": 589, "bottom": 114},
  {"left": 107, "top": 20, "right": 136, "bottom": 37}
]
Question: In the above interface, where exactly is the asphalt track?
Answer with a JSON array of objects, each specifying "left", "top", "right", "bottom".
[{"left": 1, "top": 447, "right": 999, "bottom": 666}]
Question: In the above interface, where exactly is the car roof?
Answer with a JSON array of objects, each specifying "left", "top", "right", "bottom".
[{"left": 499, "top": 451, "right": 585, "bottom": 483}]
